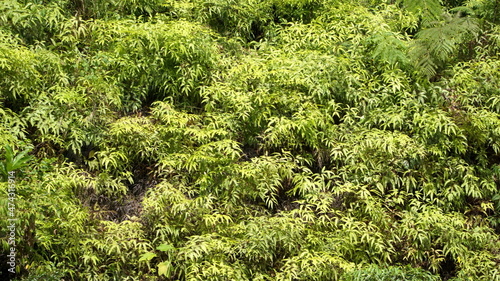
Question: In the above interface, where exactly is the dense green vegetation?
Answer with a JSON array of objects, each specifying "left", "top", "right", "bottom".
[{"left": 1, "top": 0, "right": 500, "bottom": 280}]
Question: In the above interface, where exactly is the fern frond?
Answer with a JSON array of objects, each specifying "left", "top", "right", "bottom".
[
  {"left": 366, "top": 31, "right": 409, "bottom": 68},
  {"left": 410, "top": 14, "right": 479, "bottom": 78}
]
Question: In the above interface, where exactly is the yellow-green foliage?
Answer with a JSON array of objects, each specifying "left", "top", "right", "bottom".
[{"left": 1, "top": 0, "right": 500, "bottom": 280}]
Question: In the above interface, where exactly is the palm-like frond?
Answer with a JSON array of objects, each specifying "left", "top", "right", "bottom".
[{"left": 410, "top": 14, "right": 479, "bottom": 78}]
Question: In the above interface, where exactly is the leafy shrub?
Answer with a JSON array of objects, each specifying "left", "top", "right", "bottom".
[
  {"left": 342, "top": 264, "right": 440, "bottom": 281},
  {"left": 1, "top": 0, "right": 500, "bottom": 280}
]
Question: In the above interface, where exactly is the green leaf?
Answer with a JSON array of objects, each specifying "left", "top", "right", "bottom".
[
  {"left": 156, "top": 243, "right": 175, "bottom": 252},
  {"left": 157, "top": 261, "right": 172, "bottom": 276},
  {"left": 138, "top": 252, "right": 157, "bottom": 262},
  {"left": 2, "top": 145, "right": 33, "bottom": 173},
  {"left": 4, "top": 145, "right": 13, "bottom": 170},
  {"left": 10, "top": 148, "right": 33, "bottom": 171}
]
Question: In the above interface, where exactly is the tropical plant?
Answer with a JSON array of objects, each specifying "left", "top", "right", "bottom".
[{"left": 2, "top": 0, "right": 500, "bottom": 280}]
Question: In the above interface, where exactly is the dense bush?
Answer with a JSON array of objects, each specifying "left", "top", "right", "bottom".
[{"left": 1, "top": 0, "right": 500, "bottom": 280}]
